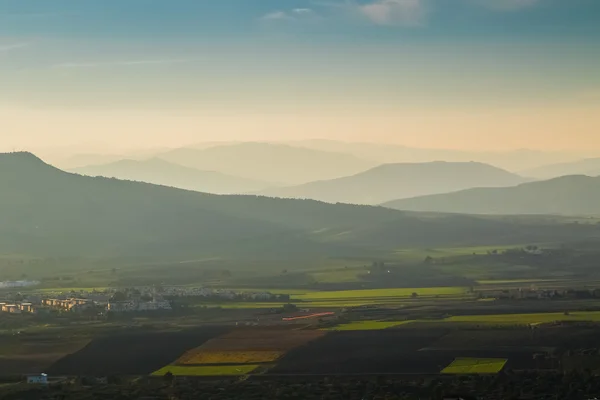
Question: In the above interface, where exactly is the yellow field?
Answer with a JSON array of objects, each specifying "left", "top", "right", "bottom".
[
  {"left": 152, "top": 364, "right": 261, "bottom": 376},
  {"left": 441, "top": 358, "right": 507, "bottom": 374},
  {"left": 178, "top": 350, "right": 282, "bottom": 365}
]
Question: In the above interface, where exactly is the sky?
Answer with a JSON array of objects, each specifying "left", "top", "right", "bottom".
[{"left": 1, "top": 0, "right": 600, "bottom": 152}]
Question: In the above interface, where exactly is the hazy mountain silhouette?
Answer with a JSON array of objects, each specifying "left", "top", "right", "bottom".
[
  {"left": 288, "top": 139, "right": 587, "bottom": 172},
  {"left": 258, "top": 162, "right": 528, "bottom": 205},
  {"left": 1, "top": 152, "right": 590, "bottom": 261},
  {"left": 158, "top": 142, "right": 376, "bottom": 185},
  {"left": 70, "top": 158, "right": 271, "bottom": 194},
  {"left": 384, "top": 175, "right": 600, "bottom": 215},
  {"left": 521, "top": 158, "right": 600, "bottom": 179}
]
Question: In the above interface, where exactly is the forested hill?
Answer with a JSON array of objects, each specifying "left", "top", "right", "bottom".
[
  {"left": 1, "top": 153, "right": 597, "bottom": 261},
  {"left": 383, "top": 175, "right": 600, "bottom": 215}
]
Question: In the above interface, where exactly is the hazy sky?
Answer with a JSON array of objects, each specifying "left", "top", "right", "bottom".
[{"left": 1, "top": 0, "right": 600, "bottom": 152}]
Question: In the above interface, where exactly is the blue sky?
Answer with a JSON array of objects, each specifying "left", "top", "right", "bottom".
[{"left": 1, "top": 0, "right": 599, "bottom": 150}]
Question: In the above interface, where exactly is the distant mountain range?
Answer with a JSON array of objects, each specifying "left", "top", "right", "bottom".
[
  {"left": 287, "top": 139, "right": 588, "bottom": 172},
  {"left": 258, "top": 162, "right": 528, "bottom": 205},
  {"left": 384, "top": 175, "right": 600, "bottom": 215},
  {"left": 157, "top": 142, "right": 376, "bottom": 185},
  {"left": 70, "top": 158, "right": 271, "bottom": 194},
  {"left": 521, "top": 158, "right": 600, "bottom": 179},
  {"left": 1, "top": 152, "right": 590, "bottom": 262}
]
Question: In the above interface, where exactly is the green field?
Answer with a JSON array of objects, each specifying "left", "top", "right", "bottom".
[
  {"left": 293, "top": 287, "right": 466, "bottom": 301},
  {"left": 324, "top": 320, "right": 414, "bottom": 331},
  {"left": 444, "top": 311, "right": 600, "bottom": 325},
  {"left": 476, "top": 279, "right": 559, "bottom": 285},
  {"left": 309, "top": 269, "right": 363, "bottom": 284},
  {"left": 152, "top": 364, "right": 261, "bottom": 376},
  {"left": 441, "top": 358, "right": 507, "bottom": 374},
  {"left": 188, "top": 286, "right": 468, "bottom": 309}
]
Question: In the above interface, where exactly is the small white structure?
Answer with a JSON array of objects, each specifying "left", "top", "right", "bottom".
[{"left": 27, "top": 373, "right": 48, "bottom": 384}]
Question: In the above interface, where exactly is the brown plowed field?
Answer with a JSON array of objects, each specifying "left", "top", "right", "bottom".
[
  {"left": 48, "top": 327, "right": 227, "bottom": 376},
  {"left": 269, "top": 328, "right": 553, "bottom": 375},
  {"left": 176, "top": 328, "right": 325, "bottom": 365}
]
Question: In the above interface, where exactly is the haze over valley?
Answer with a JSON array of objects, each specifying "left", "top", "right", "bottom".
[{"left": 4, "top": 0, "right": 600, "bottom": 396}]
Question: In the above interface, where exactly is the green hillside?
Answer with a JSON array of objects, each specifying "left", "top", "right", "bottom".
[
  {"left": 383, "top": 175, "right": 600, "bottom": 216},
  {"left": 1, "top": 153, "right": 598, "bottom": 264}
]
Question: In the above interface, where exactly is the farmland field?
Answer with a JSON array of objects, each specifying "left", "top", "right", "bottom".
[
  {"left": 197, "top": 329, "right": 326, "bottom": 352},
  {"left": 293, "top": 287, "right": 466, "bottom": 301},
  {"left": 152, "top": 364, "right": 261, "bottom": 376},
  {"left": 444, "top": 311, "right": 600, "bottom": 325},
  {"left": 178, "top": 350, "right": 282, "bottom": 365},
  {"left": 270, "top": 329, "right": 452, "bottom": 375},
  {"left": 441, "top": 358, "right": 507, "bottom": 374},
  {"left": 0, "top": 334, "right": 90, "bottom": 375},
  {"left": 48, "top": 327, "right": 227, "bottom": 376},
  {"left": 324, "top": 320, "right": 414, "bottom": 331}
]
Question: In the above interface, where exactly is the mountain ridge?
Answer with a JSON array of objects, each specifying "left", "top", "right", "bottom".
[
  {"left": 383, "top": 174, "right": 600, "bottom": 215},
  {"left": 70, "top": 158, "right": 272, "bottom": 194},
  {"left": 258, "top": 161, "right": 528, "bottom": 205},
  {"left": 157, "top": 142, "right": 376, "bottom": 185}
]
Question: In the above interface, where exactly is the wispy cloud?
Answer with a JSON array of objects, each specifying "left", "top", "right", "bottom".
[
  {"left": 358, "top": 0, "right": 427, "bottom": 26},
  {"left": 260, "top": 7, "right": 318, "bottom": 22},
  {"left": 0, "top": 42, "right": 32, "bottom": 53},
  {"left": 52, "top": 59, "right": 187, "bottom": 69},
  {"left": 313, "top": 0, "right": 428, "bottom": 27}
]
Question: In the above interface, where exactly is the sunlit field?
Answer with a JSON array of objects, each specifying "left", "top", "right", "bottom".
[
  {"left": 445, "top": 311, "right": 600, "bottom": 325},
  {"left": 324, "top": 320, "right": 414, "bottom": 331},
  {"left": 178, "top": 350, "right": 282, "bottom": 365},
  {"left": 442, "top": 358, "right": 507, "bottom": 374},
  {"left": 152, "top": 364, "right": 261, "bottom": 377}
]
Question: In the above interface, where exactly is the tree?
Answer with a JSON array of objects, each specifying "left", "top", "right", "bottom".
[
  {"left": 164, "top": 371, "right": 174, "bottom": 383},
  {"left": 282, "top": 303, "right": 298, "bottom": 312},
  {"left": 111, "top": 291, "right": 127, "bottom": 302},
  {"left": 411, "top": 292, "right": 418, "bottom": 298}
]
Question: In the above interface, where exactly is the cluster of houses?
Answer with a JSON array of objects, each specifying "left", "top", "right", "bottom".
[
  {"left": 42, "top": 298, "right": 93, "bottom": 312},
  {"left": 0, "top": 285, "right": 291, "bottom": 316},
  {"left": 0, "top": 302, "right": 35, "bottom": 314}
]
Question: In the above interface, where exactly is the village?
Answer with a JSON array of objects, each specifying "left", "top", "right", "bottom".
[{"left": 0, "top": 286, "right": 290, "bottom": 316}]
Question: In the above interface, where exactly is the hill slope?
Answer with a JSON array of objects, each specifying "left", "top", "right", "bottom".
[
  {"left": 70, "top": 158, "right": 271, "bottom": 194},
  {"left": 258, "top": 162, "right": 528, "bottom": 205},
  {"left": 384, "top": 175, "right": 600, "bottom": 215},
  {"left": 522, "top": 158, "right": 600, "bottom": 179},
  {"left": 157, "top": 143, "right": 376, "bottom": 185},
  {"left": 1, "top": 153, "right": 597, "bottom": 262}
]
